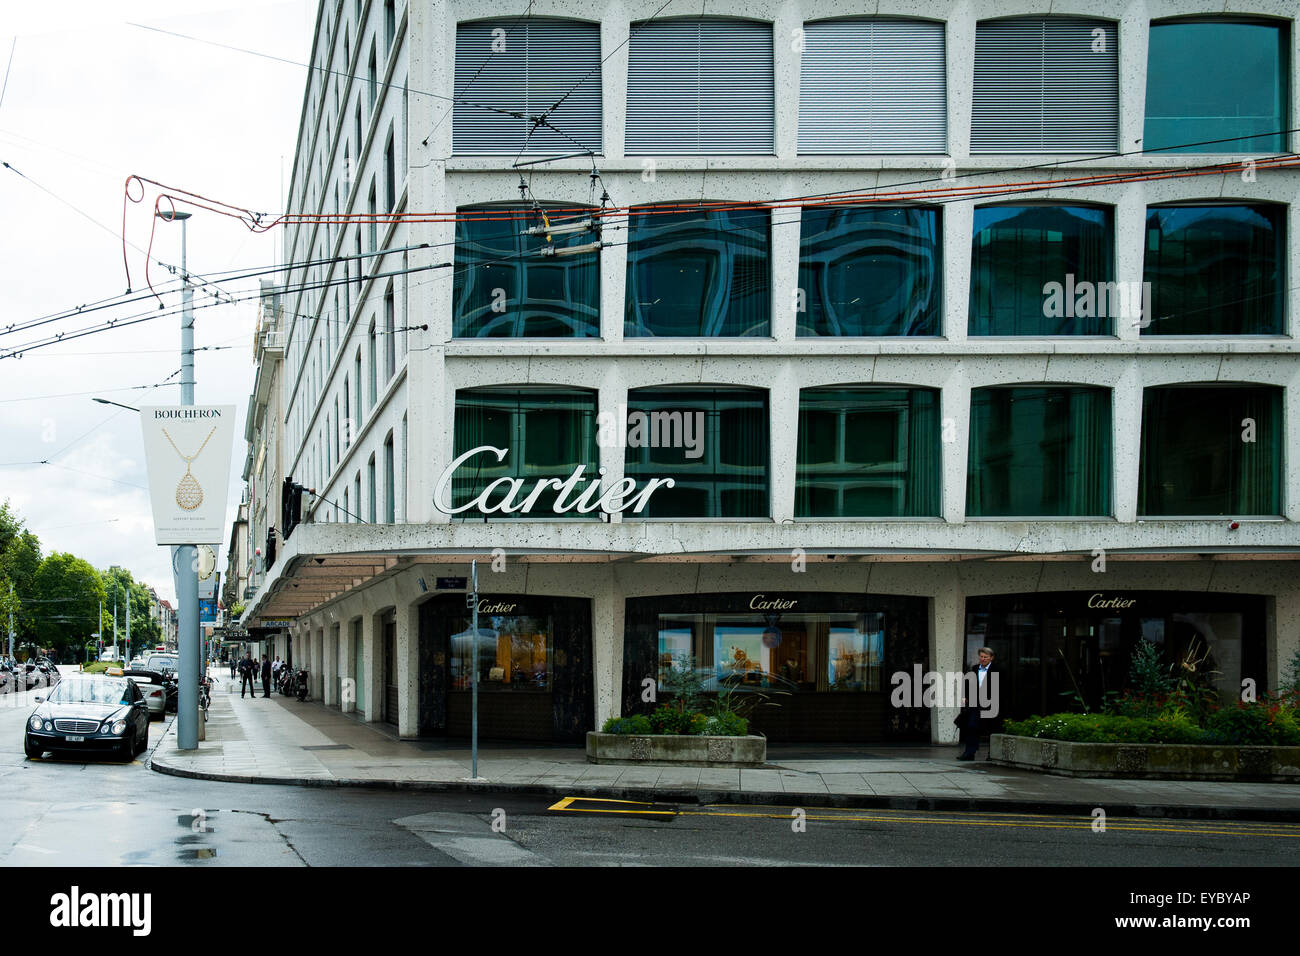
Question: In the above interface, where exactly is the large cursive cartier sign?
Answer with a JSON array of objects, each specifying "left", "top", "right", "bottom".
[
  {"left": 433, "top": 446, "right": 675, "bottom": 516},
  {"left": 750, "top": 594, "right": 797, "bottom": 611}
]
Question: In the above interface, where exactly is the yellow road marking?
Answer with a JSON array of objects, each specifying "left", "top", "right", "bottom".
[{"left": 546, "top": 797, "right": 1300, "bottom": 837}]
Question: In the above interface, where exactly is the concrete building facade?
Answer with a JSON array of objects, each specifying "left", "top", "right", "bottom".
[{"left": 241, "top": 0, "right": 1300, "bottom": 743}]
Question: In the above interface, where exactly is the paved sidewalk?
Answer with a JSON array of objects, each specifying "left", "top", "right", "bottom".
[{"left": 149, "top": 669, "right": 1300, "bottom": 819}]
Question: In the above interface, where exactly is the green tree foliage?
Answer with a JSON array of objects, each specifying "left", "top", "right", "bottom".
[
  {"left": 31, "top": 553, "right": 106, "bottom": 658},
  {"left": 0, "top": 501, "right": 42, "bottom": 640}
]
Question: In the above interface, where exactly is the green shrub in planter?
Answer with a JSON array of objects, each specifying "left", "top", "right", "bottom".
[
  {"left": 601, "top": 715, "right": 653, "bottom": 735},
  {"left": 1204, "top": 704, "right": 1300, "bottom": 746},
  {"left": 703, "top": 712, "right": 748, "bottom": 737}
]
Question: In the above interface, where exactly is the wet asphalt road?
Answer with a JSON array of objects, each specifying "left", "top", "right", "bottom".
[{"left": 0, "top": 679, "right": 1296, "bottom": 867}]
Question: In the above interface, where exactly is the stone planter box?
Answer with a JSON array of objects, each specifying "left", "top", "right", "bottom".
[
  {"left": 586, "top": 732, "right": 766, "bottom": 768},
  {"left": 992, "top": 734, "right": 1300, "bottom": 782}
]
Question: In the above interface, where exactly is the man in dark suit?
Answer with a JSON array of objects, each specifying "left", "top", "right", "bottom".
[
  {"left": 239, "top": 651, "right": 257, "bottom": 698},
  {"left": 957, "top": 646, "right": 1002, "bottom": 760},
  {"left": 260, "top": 654, "right": 272, "bottom": 699}
]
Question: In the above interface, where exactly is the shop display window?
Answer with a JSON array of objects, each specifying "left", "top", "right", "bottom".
[
  {"left": 449, "top": 612, "right": 552, "bottom": 691},
  {"left": 656, "top": 611, "right": 884, "bottom": 693}
]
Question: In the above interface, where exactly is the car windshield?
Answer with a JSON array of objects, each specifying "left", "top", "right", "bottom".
[
  {"left": 147, "top": 657, "right": 178, "bottom": 670},
  {"left": 49, "top": 678, "right": 127, "bottom": 705}
]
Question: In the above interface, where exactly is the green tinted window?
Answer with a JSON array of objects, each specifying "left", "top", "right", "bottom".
[
  {"left": 1143, "top": 205, "right": 1284, "bottom": 335},
  {"left": 970, "top": 205, "right": 1114, "bottom": 335},
  {"left": 967, "top": 387, "right": 1112, "bottom": 516},
  {"left": 1139, "top": 386, "right": 1282, "bottom": 516},
  {"left": 452, "top": 389, "right": 598, "bottom": 516},
  {"left": 452, "top": 207, "right": 600, "bottom": 338},
  {"left": 797, "top": 207, "right": 941, "bottom": 336},
  {"left": 624, "top": 389, "right": 768, "bottom": 517},
  {"left": 625, "top": 207, "right": 770, "bottom": 336},
  {"left": 1144, "top": 21, "right": 1288, "bottom": 153},
  {"left": 796, "top": 389, "right": 941, "bottom": 517}
]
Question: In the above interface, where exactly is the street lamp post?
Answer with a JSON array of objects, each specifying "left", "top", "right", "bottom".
[{"left": 157, "top": 209, "right": 201, "bottom": 751}]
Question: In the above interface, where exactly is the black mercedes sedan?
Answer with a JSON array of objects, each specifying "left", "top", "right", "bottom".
[{"left": 25, "top": 674, "right": 150, "bottom": 761}]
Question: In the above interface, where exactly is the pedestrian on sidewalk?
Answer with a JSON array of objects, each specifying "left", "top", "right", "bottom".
[
  {"left": 957, "top": 647, "right": 1001, "bottom": 761},
  {"left": 229, "top": 656, "right": 237, "bottom": 679},
  {"left": 239, "top": 651, "right": 257, "bottom": 698},
  {"left": 261, "top": 654, "right": 272, "bottom": 699}
]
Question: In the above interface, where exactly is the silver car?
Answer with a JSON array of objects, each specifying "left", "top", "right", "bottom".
[{"left": 120, "top": 669, "right": 168, "bottom": 720}]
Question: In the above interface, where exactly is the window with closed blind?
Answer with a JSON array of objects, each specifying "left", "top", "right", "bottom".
[
  {"left": 798, "top": 19, "right": 946, "bottom": 154},
  {"left": 972, "top": 17, "right": 1118, "bottom": 153},
  {"left": 453, "top": 18, "right": 602, "bottom": 156},
  {"left": 626, "top": 18, "right": 774, "bottom": 155}
]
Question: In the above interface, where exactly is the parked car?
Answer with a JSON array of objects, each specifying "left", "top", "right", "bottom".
[
  {"left": 120, "top": 669, "right": 168, "bottom": 721},
  {"left": 144, "top": 654, "right": 178, "bottom": 677},
  {"left": 24, "top": 674, "right": 150, "bottom": 761}
]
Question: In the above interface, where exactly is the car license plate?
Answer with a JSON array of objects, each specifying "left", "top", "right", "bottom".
[{"left": 65, "top": 735, "right": 84, "bottom": 742}]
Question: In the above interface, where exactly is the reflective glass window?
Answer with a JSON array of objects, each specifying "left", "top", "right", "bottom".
[
  {"left": 1138, "top": 385, "right": 1282, "bottom": 516},
  {"left": 624, "top": 388, "right": 767, "bottom": 518},
  {"left": 970, "top": 205, "right": 1114, "bottom": 335},
  {"left": 798, "top": 207, "right": 941, "bottom": 336},
  {"left": 453, "top": 206, "right": 600, "bottom": 338},
  {"left": 1144, "top": 21, "right": 1288, "bottom": 153},
  {"left": 452, "top": 389, "right": 598, "bottom": 517},
  {"left": 1143, "top": 205, "right": 1284, "bottom": 335},
  {"left": 796, "top": 388, "right": 941, "bottom": 517},
  {"left": 967, "top": 386, "right": 1112, "bottom": 516},
  {"left": 625, "top": 206, "right": 770, "bottom": 337}
]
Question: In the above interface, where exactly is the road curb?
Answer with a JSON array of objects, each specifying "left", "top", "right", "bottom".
[{"left": 147, "top": 751, "right": 1300, "bottom": 822}]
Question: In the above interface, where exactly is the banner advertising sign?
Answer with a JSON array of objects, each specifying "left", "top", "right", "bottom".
[{"left": 140, "top": 406, "right": 236, "bottom": 544}]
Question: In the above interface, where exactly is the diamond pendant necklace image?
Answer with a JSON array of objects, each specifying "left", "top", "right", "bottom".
[{"left": 162, "top": 425, "right": 218, "bottom": 510}]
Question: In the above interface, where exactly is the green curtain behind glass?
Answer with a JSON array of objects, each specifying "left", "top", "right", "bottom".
[
  {"left": 624, "top": 388, "right": 768, "bottom": 517},
  {"left": 969, "top": 205, "right": 1113, "bottom": 335},
  {"left": 1138, "top": 386, "right": 1282, "bottom": 515},
  {"left": 795, "top": 389, "right": 940, "bottom": 517},
  {"left": 1142, "top": 205, "right": 1284, "bottom": 335},
  {"left": 452, "top": 389, "right": 597, "bottom": 516},
  {"left": 967, "top": 386, "right": 1111, "bottom": 516}
]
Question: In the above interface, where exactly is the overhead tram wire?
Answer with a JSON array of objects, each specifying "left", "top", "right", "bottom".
[
  {"left": 2, "top": 160, "right": 238, "bottom": 311},
  {"left": 12, "top": 129, "right": 1298, "bottom": 355},
  {"left": 12, "top": 144, "right": 1298, "bottom": 363},
  {"left": 4, "top": 241, "right": 431, "bottom": 341},
  {"left": 420, "top": 0, "right": 537, "bottom": 148}
]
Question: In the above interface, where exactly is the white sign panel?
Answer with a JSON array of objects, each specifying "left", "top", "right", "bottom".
[{"left": 140, "top": 406, "right": 236, "bottom": 545}]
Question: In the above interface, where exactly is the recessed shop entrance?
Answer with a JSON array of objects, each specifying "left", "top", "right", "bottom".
[
  {"left": 417, "top": 594, "right": 592, "bottom": 742},
  {"left": 966, "top": 591, "right": 1267, "bottom": 720}
]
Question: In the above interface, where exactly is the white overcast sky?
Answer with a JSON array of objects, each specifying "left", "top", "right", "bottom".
[{"left": 1, "top": 0, "right": 315, "bottom": 605}]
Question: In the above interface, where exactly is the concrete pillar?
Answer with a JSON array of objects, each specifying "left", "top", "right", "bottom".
[
  {"left": 361, "top": 610, "right": 382, "bottom": 723},
  {"left": 323, "top": 622, "right": 339, "bottom": 706},
  {"left": 397, "top": 595, "right": 420, "bottom": 738},
  {"left": 341, "top": 617, "right": 358, "bottom": 714},
  {"left": 931, "top": 572, "right": 965, "bottom": 744},
  {"left": 313, "top": 628, "right": 325, "bottom": 700},
  {"left": 592, "top": 580, "right": 624, "bottom": 728}
]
